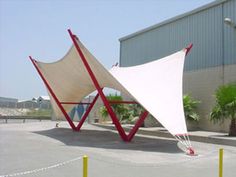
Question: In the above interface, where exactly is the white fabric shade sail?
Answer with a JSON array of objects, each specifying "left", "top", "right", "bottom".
[
  {"left": 110, "top": 50, "right": 187, "bottom": 135},
  {"left": 37, "top": 40, "right": 132, "bottom": 119},
  {"left": 36, "top": 37, "right": 188, "bottom": 136}
]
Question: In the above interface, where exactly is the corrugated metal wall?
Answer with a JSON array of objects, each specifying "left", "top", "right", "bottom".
[{"left": 120, "top": 0, "right": 236, "bottom": 71}]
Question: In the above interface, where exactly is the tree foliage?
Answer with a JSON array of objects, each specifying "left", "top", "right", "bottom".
[
  {"left": 99, "top": 93, "right": 130, "bottom": 122},
  {"left": 210, "top": 83, "right": 236, "bottom": 136},
  {"left": 183, "top": 94, "right": 200, "bottom": 122},
  {"left": 99, "top": 93, "right": 146, "bottom": 123}
]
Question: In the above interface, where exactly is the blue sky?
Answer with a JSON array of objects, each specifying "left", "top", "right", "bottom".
[{"left": 0, "top": 0, "right": 214, "bottom": 100}]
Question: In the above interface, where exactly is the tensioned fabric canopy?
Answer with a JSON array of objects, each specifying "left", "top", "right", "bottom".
[
  {"left": 32, "top": 29, "right": 196, "bottom": 154},
  {"left": 110, "top": 51, "right": 187, "bottom": 135},
  {"left": 36, "top": 41, "right": 133, "bottom": 121},
  {"left": 36, "top": 37, "right": 188, "bottom": 136}
]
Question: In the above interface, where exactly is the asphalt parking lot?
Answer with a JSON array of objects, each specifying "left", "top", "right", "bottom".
[{"left": 0, "top": 121, "right": 236, "bottom": 177}]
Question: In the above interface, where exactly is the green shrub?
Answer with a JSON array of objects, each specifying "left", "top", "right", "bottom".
[
  {"left": 210, "top": 83, "right": 236, "bottom": 136},
  {"left": 183, "top": 94, "right": 200, "bottom": 122},
  {"left": 99, "top": 93, "right": 130, "bottom": 122}
]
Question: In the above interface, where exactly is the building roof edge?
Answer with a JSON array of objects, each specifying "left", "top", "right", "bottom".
[{"left": 119, "top": 0, "right": 227, "bottom": 42}]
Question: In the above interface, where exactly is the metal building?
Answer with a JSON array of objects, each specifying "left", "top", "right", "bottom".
[{"left": 119, "top": 0, "right": 236, "bottom": 132}]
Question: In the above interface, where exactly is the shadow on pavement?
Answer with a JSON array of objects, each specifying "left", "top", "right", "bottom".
[{"left": 33, "top": 127, "right": 181, "bottom": 153}]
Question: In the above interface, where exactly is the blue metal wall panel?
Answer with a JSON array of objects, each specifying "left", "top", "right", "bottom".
[{"left": 120, "top": 1, "right": 235, "bottom": 71}]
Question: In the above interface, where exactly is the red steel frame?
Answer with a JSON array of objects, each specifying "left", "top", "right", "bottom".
[
  {"left": 61, "top": 102, "right": 91, "bottom": 105},
  {"left": 29, "top": 56, "right": 77, "bottom": 131},
  {"left": 29, "top": 29, "right": 192, "bottom": 142},
  {"left": 60, "top": 100, "right": 138, "bottom": 105},
  {"left": 29, "top": 56, "right": 100, "bottom": 132},
  {"left": 29, "top": 35, "right": 148, "bottom": 141},
  {"left": 76, "top": 93, "right": 99, "bottom": 131},
  {"left": 68, "top": 29, "right": 150, "bottom": 141},
  {"left": 185, "top": 43, "right": 193, "bottom": 56}
]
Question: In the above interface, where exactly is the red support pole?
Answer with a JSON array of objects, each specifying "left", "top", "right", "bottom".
[
  {"left": 60, "top": 101, "right": 138, "bottom": 105},
  {"left": 68, "top": 29, "right": 128, "bottom": 141},
  {"left": 185, "top": 43, "right": 193, "bottom": 56},
  {"left": 76, "top": 93, "right": 99, "bottom": 131},
  {"left": 127, "top": 110, "right": 149, "bottom": 141},
  {"left": 61, "top": 102, "right": 91, "bottom": 105},
  {"left": 109, "top": 101, "right": 138, "bottom": 104},
  {"left": 29, "top": 56, "right": 77, "bottom": 131}
]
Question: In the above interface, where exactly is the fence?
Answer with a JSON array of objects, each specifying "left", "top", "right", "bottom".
[
  {"left": 0, "top": 149, "right": 226, "bottom": 177},
  {"left": 0, "top": 155, "right": 88, "bottom": 177},
  {"left": 0, "top": 116, "right": 51, "bottom": 123}
]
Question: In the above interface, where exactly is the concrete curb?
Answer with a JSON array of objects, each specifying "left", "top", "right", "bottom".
[{"left": 92, "top": 123, "right": 236, "bottom": 147}]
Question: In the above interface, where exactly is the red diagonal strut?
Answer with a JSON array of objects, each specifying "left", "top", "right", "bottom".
[
  {"left": 76, "top": 93, "right": 99, "bottom": 131},
  {"left": 68, "top": 29, "right": 128, "bottom": 141},
  {"left": 185, "top": 43, "right": 193, "bottom": 56},
  {"left": 29, "top": 56, "right": 77, "bottom": 130},
  {"left": 127, "top": 110, "right": 149, "bottom": 141}
]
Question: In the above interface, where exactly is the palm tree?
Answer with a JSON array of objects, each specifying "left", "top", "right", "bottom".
[
  {"left": 210, "top": 83, "right": 236, "bottom": 136},
  {"left": 183, "top": 94, "right": 200, "bottom": 122},
  {"left": 99, "top": 93, "right": 129, "bottom": 122}
]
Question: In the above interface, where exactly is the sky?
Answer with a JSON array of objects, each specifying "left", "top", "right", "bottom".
[{"left": 0, "top": 0, "right": 214, "bottom": 100}]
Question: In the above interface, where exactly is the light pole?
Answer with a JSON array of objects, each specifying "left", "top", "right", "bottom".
[{"left": 224, "top": 17, "right": 236, "bottom": 29}]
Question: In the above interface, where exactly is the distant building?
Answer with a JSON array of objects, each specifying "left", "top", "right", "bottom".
[
  {"left": 17, "top": 100, "right": 38, "bottom": 109},
  {"left": 0, "top": 97, "right": 18, "bottom": 103},
  {"left": 37, "top": 96, "right": 51, "bottom": 109},
  {"left": 0, "top": 96, "right": 51, "bottom": 109},
  {"left": 119, "top": 0, "right": 236, "bottom": 132},
  {"left": 0, "top": 97, "right": 18, "bottom": 108},
  {"left": 37, "top": 96, "right": 50, "bottom": 102}
]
